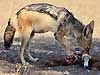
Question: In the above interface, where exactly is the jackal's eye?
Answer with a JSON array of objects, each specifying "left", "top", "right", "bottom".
[
  {"left": 64, "top": 19, "right": 66, "bottom": 22},
  {"left": 73, "top": 33, "right": 77, "bottom": 39},
  {"left": 73, "top": 33, "right": 75, "bottom": 38},
  {"left": 83, "top": 27, "right": 89, "bottom": 38}
]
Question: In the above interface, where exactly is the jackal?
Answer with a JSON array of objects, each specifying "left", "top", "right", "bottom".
[{"left": 4, "top": 3, "right": 94, "bottom": 67}]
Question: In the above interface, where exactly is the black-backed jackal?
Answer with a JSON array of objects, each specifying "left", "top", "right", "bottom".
[{"left": 4, "top": 3, "right": 94, "bottom": 68}]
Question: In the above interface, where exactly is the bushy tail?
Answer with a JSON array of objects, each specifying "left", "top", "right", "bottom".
[{"left": 4, "top": 15, "right": 17, "bottom": 48}]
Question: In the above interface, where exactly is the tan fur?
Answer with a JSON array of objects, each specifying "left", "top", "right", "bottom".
[{"left": 18, "top": 9, "right": 58, "bottom": 34}]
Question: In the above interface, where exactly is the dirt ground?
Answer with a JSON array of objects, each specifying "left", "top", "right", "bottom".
[
  {"left": 0, "top": 0, "right": 100, "bottom": 75},
  {"left": 0, "top": 33, "right": 100, "bottom": 75}
]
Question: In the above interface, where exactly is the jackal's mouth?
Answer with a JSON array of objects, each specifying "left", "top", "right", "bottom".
[
  {"left": 64, "top": 54, "right": 82, "bottom": 65},
  {"left": 70, "top": 46, "right": 84, "bottom": 55}
]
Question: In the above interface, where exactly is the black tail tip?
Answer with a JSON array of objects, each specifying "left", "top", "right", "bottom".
[{"left": 4, "top": 42, "right": 11, "bottom": 49}]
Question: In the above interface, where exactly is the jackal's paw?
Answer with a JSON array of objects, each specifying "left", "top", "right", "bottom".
[
  {"left": 19, "top": 63, "right": 32, "bottom": 75},
  {"left": 30, "top": 57, "right": 39, "bottom": 62},
  {"left": 15, "top": 63, "right": 32, "bottom": 74},
  {"left": 15, "top": 63, "right": 21, "bottom": 73},
  {"left": 22, "top": 62, "right": 31, "bottom": 66}
]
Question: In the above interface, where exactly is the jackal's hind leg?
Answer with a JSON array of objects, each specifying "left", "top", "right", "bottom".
[
  {"left": 25, "top": 31, "right": 39, "bottom": 62},
  {"left": 20, "top": 36, "right": 30, "bottom": 66},
  {"left": 54, "top": 31, "right": 74, "bottom": 56}
]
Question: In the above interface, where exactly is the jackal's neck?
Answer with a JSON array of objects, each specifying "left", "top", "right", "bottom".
[{"left": 73, "top": 18, "right": 84, "bottom": 32}]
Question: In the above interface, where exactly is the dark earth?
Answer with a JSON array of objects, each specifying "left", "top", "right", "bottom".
[{"left": 0, "top": 33, "right": 100, "bottom": 75}]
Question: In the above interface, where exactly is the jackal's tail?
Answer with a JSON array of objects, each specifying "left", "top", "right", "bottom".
[{"left": 4, "top": 15, "right": 17, "bottom": 48}]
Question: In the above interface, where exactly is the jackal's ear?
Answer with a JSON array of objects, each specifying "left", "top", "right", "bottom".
[{"left": 82, "top": 21, "right": 94, "bottom": 38}]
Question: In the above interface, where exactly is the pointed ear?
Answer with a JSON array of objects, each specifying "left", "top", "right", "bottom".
[
  {"left": 87, "top": 20, "right": 94, "bottom": 33},
  {"left": 82, "top": 21, "right": 94, "bottom": 38}
]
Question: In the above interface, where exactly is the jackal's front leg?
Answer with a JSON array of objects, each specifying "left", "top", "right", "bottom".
[{"left": 54, "top": 31, "right": 74, "bottom": 56}]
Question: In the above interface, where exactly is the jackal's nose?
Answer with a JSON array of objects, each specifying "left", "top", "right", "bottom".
[
  {"left": 74, "top": 48, "right": 81, "bottom": 54},
  {"left": 75, "top": 48, "right": 80, "bottom": 51}
]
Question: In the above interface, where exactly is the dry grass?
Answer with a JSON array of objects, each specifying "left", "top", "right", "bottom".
[
  {"left": 0, "top": 73, "right": 18, "bottom": 75},
  {"left": 0, "top": 70, "right": 63, "bottom": 75},
  {"left": 0, "top": 0, "right": 100, "bottom": 39}
]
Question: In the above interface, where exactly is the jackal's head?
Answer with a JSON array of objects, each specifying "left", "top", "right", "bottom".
[
  {"left": 72, "top": 21, "right": 94, "bottom": 69},
  {"left": 67, "top": 20, "right": 94, "bottom": 54},
  {"left": 76, "top": 21, "right": 94, "bottom": 54}
]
